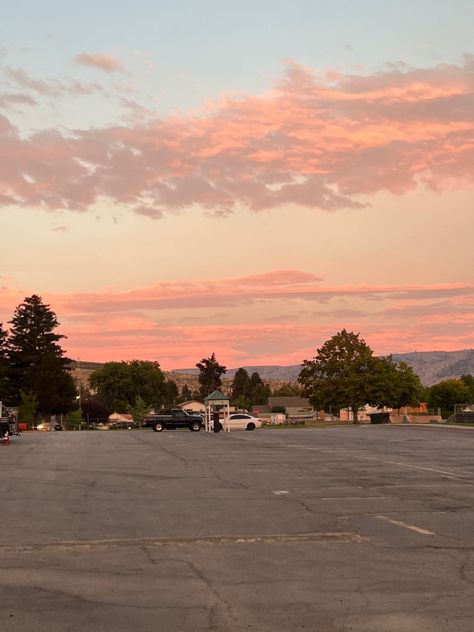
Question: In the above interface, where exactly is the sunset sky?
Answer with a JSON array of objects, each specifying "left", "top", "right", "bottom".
[{"left": 1, "top": 1, "right": 473, "bottom": 369}]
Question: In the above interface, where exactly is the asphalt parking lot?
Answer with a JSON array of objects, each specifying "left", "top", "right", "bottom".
[{"left": 1, "top": 425, "right": 473, "bottom": 631}]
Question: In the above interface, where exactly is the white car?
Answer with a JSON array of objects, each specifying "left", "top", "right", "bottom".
[{"left": 227, "top": 413, "right": 262, "bottom": 431}]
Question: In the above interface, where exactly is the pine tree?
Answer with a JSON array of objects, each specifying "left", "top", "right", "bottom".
[
  {"left": 196, "top": 353, "right": 226, "bottom": 399},
  {"left": 231, "top": 368, "right": 252, "bottom": 401},
  {"left": 165, "top": 379, "right": 179, "bottom": 406},
  {"left": 180, "top": 383, "right": 192, "bottom": 402},
  {"left": 249, "top": 372, "right": 270, "bottom": 405},
  {"left": 7, "top": 295, "right": 76, "bottom": 415}
]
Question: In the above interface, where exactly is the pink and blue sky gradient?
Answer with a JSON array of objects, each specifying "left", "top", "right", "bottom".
[{"left": 1, "top": 1, "right": 473, "bottom": 368}]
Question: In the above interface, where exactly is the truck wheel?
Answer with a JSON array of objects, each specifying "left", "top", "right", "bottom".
[
  {"left": 190, "top": 421, "right": 201, "bottom": 432},
  {"left": 154, "top": 422, "right": 164, "bottom": 432},
  {"left": 246, "top": 422, "right": 256, "bottom": 431}
]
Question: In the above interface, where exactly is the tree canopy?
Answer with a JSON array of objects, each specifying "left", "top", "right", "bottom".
[
  {"left": 427, "top": 378, "right": 471, "bottom": 418},
  {"left": 298, "top": 330, "right": 423, "bottom": 422},
  {"left": 299, "top": 330, "right": 376, "bottom": 422},
  {"left": 90, "top": 360, "right": 167, "bottom": 412}
]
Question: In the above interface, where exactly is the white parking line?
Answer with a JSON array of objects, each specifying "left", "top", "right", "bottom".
[
  {"left": 375, "top": 515, "right": 435, "bottom": 535},
  {"left": 286, "top": 444, "right": 472, "bottom": 480}
]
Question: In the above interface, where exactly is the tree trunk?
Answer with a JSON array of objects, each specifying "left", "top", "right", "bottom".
[{"left": 352, "top": 405, "right": 359, "bottom": 424}]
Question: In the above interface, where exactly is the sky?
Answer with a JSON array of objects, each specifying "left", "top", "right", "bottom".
[{"left": 0, "top": 1, "right": 473, "bottom": 369}]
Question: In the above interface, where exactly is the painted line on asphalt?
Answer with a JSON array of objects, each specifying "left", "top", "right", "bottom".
[
  {"left": 375, "top": 515, "right": 435, "bottom": 536},
  {"left": 321, "top": 496, "right": 393, "bottom": 501},
  {"left": 0, "top": 531, "right": 367, "bottom": 553},
  {"left": 286, "top": 444, "right": 472, "bottom": 480}
]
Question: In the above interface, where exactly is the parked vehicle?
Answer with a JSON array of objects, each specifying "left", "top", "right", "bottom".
[
  {"left": 36, "top": 422, "right": 50, "bottom": 432},
  {"left": 145, "top": 409, "right": 203, "bottom": 432},
  {"left": 108, "top": 420, "right": 138, "bottom": 430},
  {"left": 227, "top": 413, "right": 262, "bottom": 431}
]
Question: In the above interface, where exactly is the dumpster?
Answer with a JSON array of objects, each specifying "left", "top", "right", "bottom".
[{"left": 368, "top": 412, "right": 390, "bottom": 424}]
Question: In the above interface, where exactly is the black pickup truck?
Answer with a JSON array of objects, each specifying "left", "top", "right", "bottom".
[{"left": 144, "top": 408, "right": 203, "bottom": 432}]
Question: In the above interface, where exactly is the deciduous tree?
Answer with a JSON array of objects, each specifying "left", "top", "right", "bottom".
[
  {"left": 427, "top": 378, "right": 471, "bottom": 418},
  {"left": 129, "top": 395, "right": 152, "bottom": 428},
  {"left": 299, "top": 330, "right": 376, "bottom": 423},
  {"left": 90, "top": 360, "right": 166, "bottom": 412}
]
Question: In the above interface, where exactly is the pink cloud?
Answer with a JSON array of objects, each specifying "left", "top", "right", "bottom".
[
  {"left": 1, "top": 272, "right": 473, "bottom": 367},
  {"left": 0, "top": 92, "right": 36, "bottom": 108},
  {"left": 0, "top": 58, "right": 473, "bottom": 216},
  {"left": 1, "top": 66, "right": 103, "bottom": 98},
  {"left": 74, "top": 52, "right": 124, "bottom": 73}
]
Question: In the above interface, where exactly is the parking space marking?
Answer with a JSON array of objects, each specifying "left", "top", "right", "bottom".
[
  {"left": 286, "top": 444, "right": 472, "bottom": 481},
  {"left": 321, "top": 496, "right": 392, "bottom": 501},
  {"left": 375, "top": 515, "right": 435, "bottom": 535},
  {"left": 0, "top": 531, "right": 366, "bottom": 553}
]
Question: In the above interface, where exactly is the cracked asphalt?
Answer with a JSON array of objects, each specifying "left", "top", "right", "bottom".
[{"left": 0, "top": 425, "right": 473, "bottom": 631}]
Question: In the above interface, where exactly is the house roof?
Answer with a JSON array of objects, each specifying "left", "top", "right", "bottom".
[
  {"left": 204, "top": 389, "right": 230, "bottom": 402},
  {"left": 267, "top": 396, "right": 312, "bottom": 408},
  {"left": 178, "top": 400, "right": 205, "bottom": 407},
  {"left": 251, "top": 405, "right": 271, "bottom": 414}
]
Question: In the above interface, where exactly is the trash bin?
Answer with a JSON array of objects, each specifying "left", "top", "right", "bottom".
[{"left": 368, "top": 412, "right": 390, "bottom": 424}]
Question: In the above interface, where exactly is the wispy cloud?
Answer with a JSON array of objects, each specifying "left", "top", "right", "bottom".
[
  {"left": 0, "top": 92, "right": 36, "bottom": 108},
  {"left": 0, "top": 65, "right": 103, "bottom": 99},
  {"left": 74, "top": 52, "right": 125, "bottom": 73}
]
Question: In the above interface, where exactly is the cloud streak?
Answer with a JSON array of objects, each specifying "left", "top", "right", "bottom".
[
  {"left": 0, "top": 271, "right": 473, "bottom": 367},
  {"left": 74, "top": 52, "right": 125, "bottom": 73},
  {"left": 0, "top": 57, "right": 473, "bottom": 216}
]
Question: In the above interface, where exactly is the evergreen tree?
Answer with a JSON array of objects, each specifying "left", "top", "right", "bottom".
[
  {"left": 251, "top": 382, "right": 270, "bottom": 405},
  {"left": 231, "top": 368, "right": 252, "bottom": 402},
  {"left": 164, "top": 379, "right": 179, "bottom": 407},
  {"left": 249, "top": 372, "right": 270, "bottom": 405},
  {"left": 7, "top": 295, "right": 76, "bottom": 415},
  {"left": 196, "top": 353, "right": 226, "bottom": 399},
  {"left": 180, "top": 383, "right": 192, "bottom": 402}
]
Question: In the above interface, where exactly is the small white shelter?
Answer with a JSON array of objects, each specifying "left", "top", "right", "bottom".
[{"left": 204, "top": 390, "right": 230, "bottom": 432}]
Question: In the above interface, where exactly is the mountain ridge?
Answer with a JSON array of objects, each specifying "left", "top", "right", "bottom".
[{"left": 172, "top": 349, "right": 474, "bottom": 386}]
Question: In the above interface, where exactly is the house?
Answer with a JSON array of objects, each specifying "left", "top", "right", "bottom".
[
  {"left": 177, "top": 400, "right": 206, "bottom": 416},
  {"left": 266, "top": 396, "right": 314, "bottom": 420},
  {"left": 108, "top": 412, "right": 134, "bottom": 423}
]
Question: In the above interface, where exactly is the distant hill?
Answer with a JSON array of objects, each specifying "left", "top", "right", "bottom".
[
  {"left": 69, "top": 350, "right": 474, "bottom": 389},
  {"left": 173, "top": 349, "right": 474, "bottom": 386},
  {"left": 170, "top": 365, "right": 302, "bottom": 381},
  {"left": 391, "top": 350, "right": 474, "bottom": 386}
]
